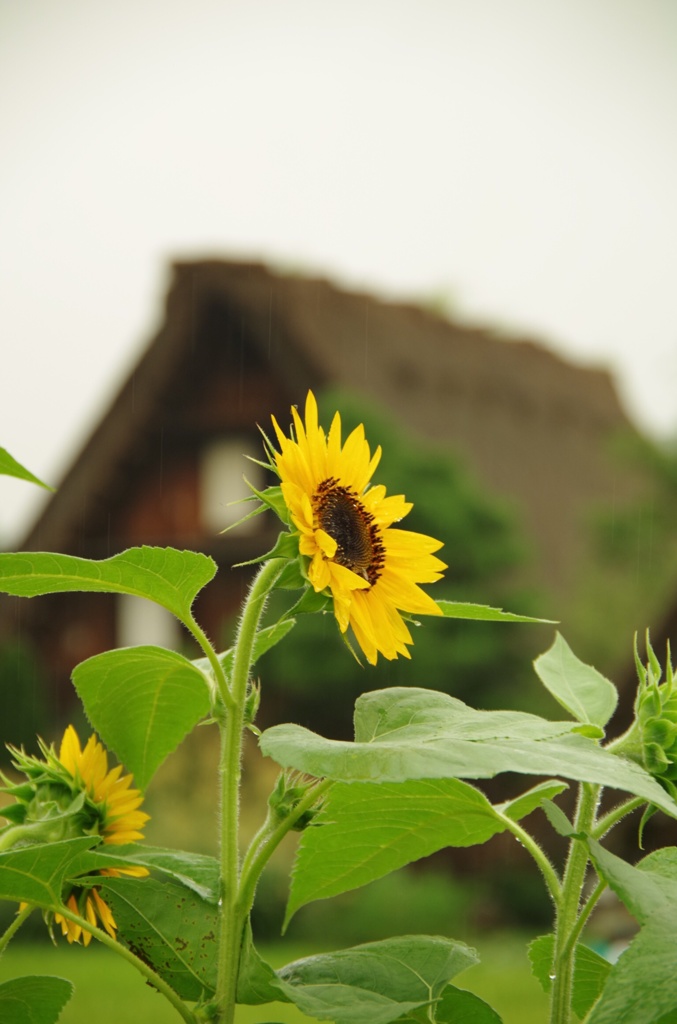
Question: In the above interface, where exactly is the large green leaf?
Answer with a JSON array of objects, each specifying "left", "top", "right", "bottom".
[
  {"left": 534, "top": 633, "right": 618, "bottom": 729},
  {"left": 435, "top": 985, "right": 503, "bottom": 1023},
  {"left": 238, "top": 927, "right": 481, "bottom": 1023},
  {"left": 0, "top": 546, "right": 216, "bottom": 626},
  {"left": 0, "top": 838, "right": 97, "bottom": 906},
  {"left": 528, "top": 933, "right": 611, "bottom": 1019},
  {"left": 237, "top": 922, "right": 291, "bottom": 1005},
  {"left": 583, "top": 840, "right": 677, "bottom": 1024},
  {"left": 437, "top": 600, "right": 554, "bottom": 625},
  {"left": 0, "top": 976, "right": 73, "bottom": 1024},
  {"left": 70, "top": 844, "right": 220, "bottom": 903},
  {"left": 100, "top": 876, "right": 219, "bottom": 1001},
  {"left": 286, "top": 779, "right": 510, "bottom": 925},
  {"left": 275, "top": 935, "right": 478, "bottom": 1024},
  {"left": 259, "top": 687, "right": 677, "bottom": 818},
  {"left": 0, "top": 448, "right": 53, "bottom": 491},
  {"left": 497, "top": 779, "right": 569, "bottom": 821},
  {"left": 72, "top": 645, "right": 212, "bottom": 790}
]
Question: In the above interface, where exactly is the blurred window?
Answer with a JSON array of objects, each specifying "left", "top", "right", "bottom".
[
  {"left": 117, "top": 594, "right": 181, "bottom": 650},
  {"left": 200, "top": 437, "right": 262, "bottom": 535}
]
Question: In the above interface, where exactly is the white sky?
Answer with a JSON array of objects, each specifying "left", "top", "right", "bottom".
[{"left": 1, "top": 0, "right": 676, "bottom": 545}]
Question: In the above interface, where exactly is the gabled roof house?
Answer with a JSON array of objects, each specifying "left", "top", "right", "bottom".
[{"left": 0, "top": 259, "right": 656, "bottom": 724}]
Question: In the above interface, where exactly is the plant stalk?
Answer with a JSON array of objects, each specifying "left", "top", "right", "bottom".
[
  {"left": 186, "top": 614, "right": 235, "bottom": 712},
  {"left": 496, "top": 812, "right": 561, "bottom": 904},
  {"left": 214, "top": 558, "right": 284, "bottom": 1024},
  {"left": 0, "top": 902, "right": 33, "bottom": 955},
  {"left": 237, "top": 777, "right": 333, "bottom": 922},
  {"left": 549, "top": 783, "right": 600, "bottom": 1024},
  {"left": 593, "top": 796, "right": 644, "bottom": 840},
  {"left": 55, "top": 903, "right": 198, "bottom": 1024}
]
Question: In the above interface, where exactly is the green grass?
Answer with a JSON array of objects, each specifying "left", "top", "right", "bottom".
[{"left": 0, "top": 935, "right": 549, "bottom": 1023}]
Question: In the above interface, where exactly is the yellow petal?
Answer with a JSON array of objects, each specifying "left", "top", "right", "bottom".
[
  {"left": 58, "top": 726, "right": 82, "bottom": 776},
  {"left": 92, "top": 889, "right": 117, "bottom": 939}
]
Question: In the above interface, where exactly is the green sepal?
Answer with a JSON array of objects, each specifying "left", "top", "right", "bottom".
[
  {"left": 256, "top": 423, "right": 282, "bottom": 476},
  {"left": 244, "top": 680, "right": 261, "bottom": 727},
  {"left": 268, "top": 772, "right": 322, "bottom": 832},
  {"left": 274, "top": 558, "right": 309, "bottom": 590},
  {"left": 0, "top": 781, "right": 35, "bottom": 804},
  {"left": 646, "top": 634, "right": 664, "bottom": 684},
  {"left": 282, "top": 586, "right": 332, "bottom": 618},
  {"left": 645, "top": 742, "right": 670, "bottom": 774},
  {"left": 234, "top": 530, "right": 299, "bottom": 569},
  {"left": 246, "top": 480, "right": 290, "bottom": 526},
  {"left": 218, "top": 496, "right": 269, "bottom": 535},
  {"left": 0, "top": 802, "right": 27, "bottom": 826},
  {"left": 220, "top": 479, "right": 290, "bottom": 536},
  {"left": 639, "top": 688, "right": 663, "bottom": 721}
]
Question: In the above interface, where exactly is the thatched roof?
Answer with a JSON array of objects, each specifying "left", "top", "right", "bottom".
[{"left": 19, "top": 259, "right": 638, "bottom": 602}]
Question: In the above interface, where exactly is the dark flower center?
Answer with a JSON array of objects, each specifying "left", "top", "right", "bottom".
[{"left": 314, "top": 478, "right": 385, "bottom": 585}]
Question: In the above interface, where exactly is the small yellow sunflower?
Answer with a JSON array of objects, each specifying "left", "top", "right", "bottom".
[
  {"left": 53, "top": 726, "right": 149, "bottom": 945},
  {"left": 57, "top": 726, "right": 149, "bottom": 847},
  {"left": 3, "top": 725, "right": 149, "bottom": 946},
  {"left": 271, "top": 391, "right": 446, "bottom": 664}
]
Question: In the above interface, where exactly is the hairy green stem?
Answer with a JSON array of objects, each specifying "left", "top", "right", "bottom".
[
  {"left": 496, "top": 812, "right": 561, "bottom": 904},
  {"left": 563, "top": 877, "right": 607, "bottom": 959},
  {"left": 55, "top": 903, "right": 198, "bottom": 1024},
  {"left": 549, "top": 783, "right": 600, "bottom": 1024},
  {"left": 185, "top": 614, "right": 235, "bottom": 713},
  {"left": 0, "top": 821, "right": 60, "bottom": 852},
  {"left": 593, "top": 796, "right": 644, "bottom": 840},
  {"left": 215, "top": 559, "right": 285, "bottom": 1024},
  {"left": 237, "top": 777, "right": 333, "bottom": 921},
  {"left": 0, "top": 903, "right": 33, "bottom": 955}
]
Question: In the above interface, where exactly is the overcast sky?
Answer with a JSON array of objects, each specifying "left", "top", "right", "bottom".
[{"left": 1, "top": 0, "right": 676, "bottom": 545}]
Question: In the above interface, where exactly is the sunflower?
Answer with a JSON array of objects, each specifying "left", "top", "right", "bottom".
[
  {"left": 270, "top": 391, "right": 446, "bottom": 664},
  {"left": 3, "top": 726, "right": 149, "bottom": 946},
  {"left": 53, "top": 726, "right": 149, "bottom": 944},
  {"left": 56, "top": 726, "right": 149, "bottom": 848}
]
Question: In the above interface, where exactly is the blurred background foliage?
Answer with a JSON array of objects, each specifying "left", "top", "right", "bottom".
[
  {"left": 0, "top": 640, "right": 49, "bottom": 751},
  {"left": 566, "top": 430, "right": 677, "bottom": 680}
]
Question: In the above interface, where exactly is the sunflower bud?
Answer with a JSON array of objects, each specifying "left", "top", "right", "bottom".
[
  {"left": 268, "top": 771, "right": 321, "bottom": 831},
  {"left": 0, "top": 746, "right": 90, "bottom": 850},
  {"left": 243, "top": 679, "right": 261, "bottom": 726},
  {"left": 612, "top": 635, "right": 677, "bottom": 798}
]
